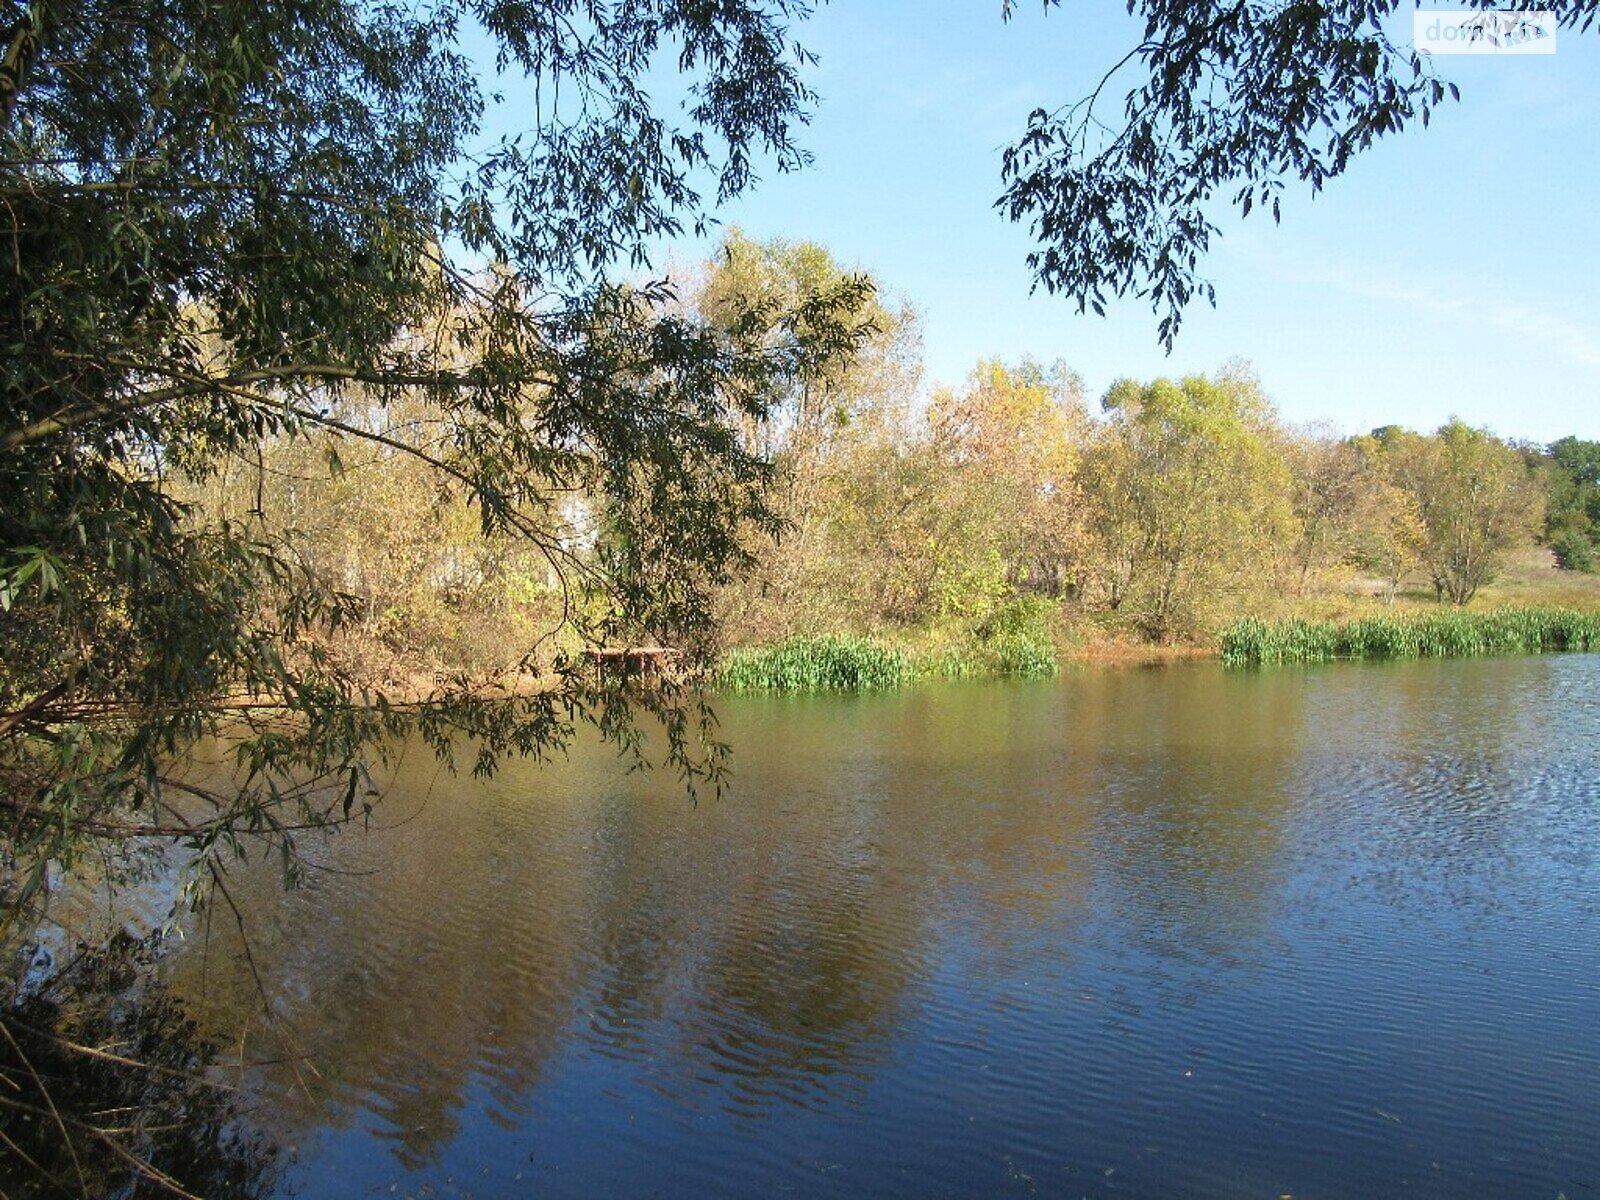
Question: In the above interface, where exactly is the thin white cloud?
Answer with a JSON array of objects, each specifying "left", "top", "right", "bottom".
[{"left": 1273, "top": 260, "right": 1600, "bottom": 369}]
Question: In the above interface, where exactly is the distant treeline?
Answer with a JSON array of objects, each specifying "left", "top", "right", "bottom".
[{"left": 183, "top": 232, "right": 1598, "bottom": 685}]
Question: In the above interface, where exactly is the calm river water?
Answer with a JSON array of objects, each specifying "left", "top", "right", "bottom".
[{"left": 165, "top": 655, "right": 1600, "bottom": 1199}]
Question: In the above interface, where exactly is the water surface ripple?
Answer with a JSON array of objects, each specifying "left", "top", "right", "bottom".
[{"left": 166, "top": 655, "right": 1600, "bottom": 1199}]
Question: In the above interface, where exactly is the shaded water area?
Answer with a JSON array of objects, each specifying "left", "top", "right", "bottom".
[{"left": 164, "top": 656, "right": 1600, "bottom": 1199}]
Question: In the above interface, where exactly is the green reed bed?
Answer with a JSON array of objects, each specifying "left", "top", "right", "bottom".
[
  {"left": 985, "top": 632, "right": 1060, "bottom": 679},
  {"left": 1221, "top": 606, "right": 1600, "bottom": 666},
  {"left": 717, "top": 636, "right": 914, "bottom": 693},
  {"left": 921, "top": 634, "right": 1058, "bottom": 683},
  {"left": 717, "top": 632, "right": 1058, "bottom": 693}
]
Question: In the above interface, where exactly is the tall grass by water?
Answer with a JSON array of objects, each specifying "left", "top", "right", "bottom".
[
  {"left": 1221, "top": 606, "right": 1600, "bottom": 666},
  {"left": 718, "top": 637, "right": 914, "bottom": 693},
  {"left": 716, "top": 630, "right": 1058, "bottom": 693}
]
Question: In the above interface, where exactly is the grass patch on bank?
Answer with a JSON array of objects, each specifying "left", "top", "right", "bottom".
[
  {"left": 1221, "top": 605, "right": 1600, "bottom": 666},
  {"left": 716, "top": 624, "right": 1060, "bottom": 693},
  {"left": 718, "top": 636, "right": 914, "bottom": 693}
]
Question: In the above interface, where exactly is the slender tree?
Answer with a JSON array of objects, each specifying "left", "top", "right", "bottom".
[
  {"left": 1081, "top": 366, "right": 1291, "bottom": 640},
  {"left": 1386, "top": 419, "right": 1545, "bottom": 604}
]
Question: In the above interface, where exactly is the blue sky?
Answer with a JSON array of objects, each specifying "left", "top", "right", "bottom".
[{"left": 648, "top": 1, "right": 1600, "bottom": 443}]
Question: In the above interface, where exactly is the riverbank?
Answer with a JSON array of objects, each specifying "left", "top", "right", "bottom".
[
  {"left": 716, "top": 631, "right": 1058, "bottom": 693},
  {"left": 717, "top": 597, "right": 1600, "bottom": 691}
]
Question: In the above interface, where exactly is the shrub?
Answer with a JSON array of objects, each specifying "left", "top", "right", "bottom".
[
  {"left": 977, "top": 597, "right": 1060, "bottom": 679},
  {"left": 1552, "top": 530, "right": 1599, "bottom": 574}
]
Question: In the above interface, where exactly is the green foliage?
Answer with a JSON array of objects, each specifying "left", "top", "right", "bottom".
[
  {"left": 1221, "top": 607, "right": 1600, "bottom": 666},
  {"left": 1379, "top": 420, "right": 1545, "bottom": 604},
  {"left": 1080, "top": 365, "right": 1291, "bottom": 641},
  {"left": 1, "top": 0, "right": 849, "bottom": 934},
  {"left": 1, "top": 0, "right": 1581, "bottom": 947},
  {"left": 716, "top": 350, "right": 1563, "bottom": 674},
  {"left": 986, "top": 633, "right": 1060, "bottom": 680},
  {"left": 717, "top": 637, "right": 913, "bottom": 693},
  {"left": 715, "top": 601, "right": 1060, "bottom": 694},
  {"left": 921, "top": 633, "right": 1059, "bottom": 684},
  {"left": 1550, "top": 436, "right": 1600, "bottom": 489},
  {"left": 1552, "top": 529, "right": 1599, "bottom": 574},
  {"left": 920, "top": 638, "right": 1057, "bottom": 682},
  {"left": 1544, "top": 437, "right": 1600, "bottom": 572},
  {"left": 698, "top": 231, "right": 922, "bottom": 640},
  {"left": 973, "top": 596, "right": 1060, "bottom": 678}
]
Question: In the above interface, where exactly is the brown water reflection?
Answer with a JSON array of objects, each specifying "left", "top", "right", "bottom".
[{"left": 160, "top": 656, "right": 1600, "bottom": 1200}]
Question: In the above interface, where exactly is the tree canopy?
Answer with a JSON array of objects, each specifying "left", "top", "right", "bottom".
[
  {"left": 1380, "top": 419, "right": 1545, "bottom": 604},
  {"left": 0, "top": 0, "right": 865, "bottom": 928},
  {"left": 1545, "top": 436, "right": 1600, "bottom": 572},
  {"left": 1081, "top": 367, "right": 1291, "bottom": 639}
]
